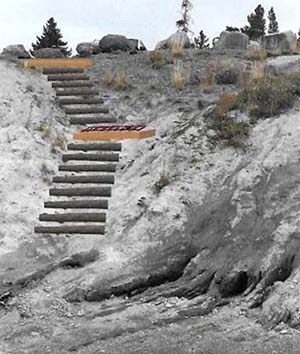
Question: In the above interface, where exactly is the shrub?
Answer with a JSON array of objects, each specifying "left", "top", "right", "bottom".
[
  {"left": 114, "top": 73, "right": 127, "bottom": 90},
  {"left": 172, "top": 61, "right": 185, "bottom": 90},
  {"left": 245, "top": 47, "right": 268, "bottom": 61},
  {"left": 103, "top": 70, "right": 114, "bottom": 88},
  {"left": 215, "top": 66, "right": 240, "bottom": 85},
  {"left": 213, "top": 94, "right": 240, "bottom": 119},
  {"left": 202, "top": 65, "right": 215, "bottom": 93},
  {"left": 37, "top": 122, "right": 50, "bottom": 138},
  {"left": 171, "top": 42, "right": 184, "bottom": 58},
  {"left": 239, "top": 76, "right": 295, "bottom": 119},
  {"left": 154, "top": 174, "right": 171, "bottom": 194},
  {"left": 149, "top": 50, "right": 164, "bottom": 69}
]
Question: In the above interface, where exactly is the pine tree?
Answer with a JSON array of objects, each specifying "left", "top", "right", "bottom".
[
  {"left": 241, "top": 4, "right": 266, "bottom": 40},
  {"left": 194, "top": 30, "right": 209, "bottom": 48},
  {"left": 31, "top": 17, "right": 72, "bottom": 57},
  {"left": 268, "top": 7, "right": 279, "bottom": 34},
  {"left": 226, "top": 26, "right": 240, "bottom": 32},
  {"left": 176, "top": 0, "right": 193, "bottom": 33}
]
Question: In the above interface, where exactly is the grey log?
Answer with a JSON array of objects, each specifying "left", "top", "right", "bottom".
[
  {"left": 34, "top": 225, "right": 105, "bottom": 234},
  {"left": 49, "top": 187, "right": 112, "bottom": 197},
  {"left": 62, "top": 153, "right": 119, "bottom": 162},
  {"left": 52, "top": 81, "right": 94, "bottom": 88},
  {"left": 65, "top": 107, "right": 109, "bottom": 115},
  {"left": 43, "top": 68, "right": 84, "bottom": 74},
  {"left": 58, "top": 97, "right": 104, "bottom": 105},
  {"left": 44, "top": 199, "right": 109, "bottom": 209},
  {"left": 58, "top": 164, "right": 116, "bottom": 172},
  {"left": 67, "top": 142, "right": 122, "bottom": 151},
  {"left": 47, "top": 74, "right": 90, "bottom": 81},
  {"left": 56, "top": 89, "right": 98, "bottom": 96},
  {"left": 39, "top": 212, "right": 106, "bottom": 222},
  {"left": 53, "top": 175, "right": 115, "bottom": 184}
]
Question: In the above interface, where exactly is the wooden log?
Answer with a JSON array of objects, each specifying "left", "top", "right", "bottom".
[
  {"left": 43, "top": 68, "right": 85, "bottom": 74},
  {"left": 47, "top": 74, "right": 90, "bottom": 81},
  {"left": 49, "top": 187, "right": 112, "bottom": 197},
  {"left": 58, "top": 97, "right": 104, "bottom": 105},
  {"left": 52, "top": 81, "right": 94, "bottom": 88},
  {"left": 70, "top": 116, "right": 117, "bottom": 125},
  {"left": 34, "top": 225, "right": 105, "bottom": 235},
  {"left": 55, "top": 88, "right": 99, "bottom": 96},
  {"left": 58, "top": 164, "right": 116, "bottom": 172},
  {"left": 73, "top": 128, "right": 156, "bottom": 141},
  {"left": 65, "top": 107, "right": 109, "bottom": 115},
  {"left": 44, "top": 200, "right": 109, "bottom": 209},
  {"left": 39, "top": 212, "right": 106, "bottom": 223},
  {"left": 62, "top": 153, "right": 119, "bottom": 162},
  {"left": 67, "top": 142, "right": 122, "bottom": 151},
  {"left": 53, "top": 175, "right": 115, "bottom": 184},
  {"left": 23, "top": 58, "right": 92, "bottom": 69}
]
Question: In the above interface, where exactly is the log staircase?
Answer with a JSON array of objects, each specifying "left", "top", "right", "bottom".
[{"left": 34, "top": 65, "right": 120, "bottom": 235}]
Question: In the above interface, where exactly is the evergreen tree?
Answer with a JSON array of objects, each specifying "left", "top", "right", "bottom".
[
  {"left": 268, "top": 7, "right": 279, "bottom": 34},
  {"left": 31, "top": 17, "right": 72, "bottom": 57},
  {"left": 241, "top": 4, "right": 266, "bottom": 40},
  {"left": 226, "top": 26, "right": 240, "bottom": 32},
  {"left": 194, "top": 30, "right": 209, "bottom": 48},
  {"left": 176, "top": 0, "right": 193, "bottom": 33}
]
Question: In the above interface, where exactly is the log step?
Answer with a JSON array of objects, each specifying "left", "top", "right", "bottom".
[
  {"left": 58, "top": 164, "right": 116, "bottom": 172},
  {"left": 34, "top": 225, "right": 105, "bottom": 235},
  {"left": 67, "top": 142, "right": 122, "bottom": 152},
  {"left": 39, "top": 212, "right": 106, "bottom": 223},
  {"left": 43, "top": 68, "right": 85, "bottom": 74},
  {"left": 62, "top": 153, "right": 119, "bottom": 162},
  {"left": 70, "top": 116, "right": 117, "bottom": 125},
  {"left": 58, "top": 97, "right": 104, "bottom": 105},
  {"left": 56, "top": 89, "right": 98, "bottom": 96},
  {"left": 44, "top": 200, "right": 108, "bottom": 209},
  {"left": 52, "top": 81, "right": 94, "bottom": 88},
  {"left": 65, "top": 107, "right": 109, "bottom": 115},
  {"left": 53, "top": 175, "right": 115, "bottom": 184},
  {"left": 49, "top": 187, "right": 111, "bottom": 197},
  {"left": 48, "top": 74, "right": 90, "bottom": 81}
]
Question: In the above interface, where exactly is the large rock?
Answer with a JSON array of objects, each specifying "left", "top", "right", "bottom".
[
  {"left": 33, "top": 48, "right": 64, "bottom": 58},
  {"left": 99, "top": 34, "right": 133, "bottom": 53},
  {"left": 76, "top": 41, "right": 100, "bottom": 57},
  {"left": 262, "top": 31, "right": 297, "bottom": 55},
  {"left": 155, "top": 31, "right": 191, "bottom": 50},
  {"left": 1, "top": 44, "right": 30, "bottom": 59},
  {"left": 217, "top": 31, "right": 249, "bottom": 50},
  {"left": 128, "top": 39, "right": 147, "bottom": 51}
]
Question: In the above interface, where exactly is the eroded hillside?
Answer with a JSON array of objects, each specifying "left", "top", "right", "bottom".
[{"left": 1, "top": 50, "right": 300, "bottom": 353}]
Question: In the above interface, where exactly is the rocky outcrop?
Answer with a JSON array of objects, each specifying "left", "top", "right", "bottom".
[
  {"left": 155, "top": 31, "right": 191, "bottom": 50},
  {"left": 1, "top": 44, "right": 30, "bottom": 59},
  {"left": 128, "top": 39, "right": 147, "bottom": 51},
  {"left": 262, "top": 31, "right": 297, "bottom": 55},
  {"left": 33, "top": 48, "right": 64, "bottom": 58},
  {"left": 99, "top": 34, "right": 133, "bottom": 53},
  {"left": 76, "top": 41, "right": 100, "bottom": 57},
  {"left": 217, "top": 31, "right": 249, "bottom": 49}
]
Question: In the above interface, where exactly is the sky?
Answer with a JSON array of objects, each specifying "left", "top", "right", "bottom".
[{"left": 0, "top": 0, "right": 300, "bottom": 52}]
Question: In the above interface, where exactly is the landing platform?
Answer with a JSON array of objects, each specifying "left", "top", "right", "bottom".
[
  {"left": 23, "top": 58, "right": 93, "bottom": 69},
  {"left": 73, "top": 125, "right": 156, "bottom": 141}
]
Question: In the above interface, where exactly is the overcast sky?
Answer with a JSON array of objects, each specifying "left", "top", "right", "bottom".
[{"left": 1, "top": 0, "right": 299, "bottom": 52}]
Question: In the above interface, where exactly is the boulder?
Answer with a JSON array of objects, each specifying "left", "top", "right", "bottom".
[
  {"left": 33, "top": 48, "right": 64, "bottom": 58},
  {"left": 128, "top": 39, "right": 147, "bottom": 52},
  {"left": 215, "top": 66, "right": 240, "bottom": 85},
  {"left": 217, "top": 31, "right": 249, "bottom": 50},
  {"left": 155, "top": 31, "right": 191, "bottom": 50},
  {"left": 76, "top": 41, "right": 100, "bottom": 57},
  {"left": 1, "top": 44, "right": 30, "bottom": 59},
  {"left": 262, "top": 31, "right": 297, "bottom": 55},
  {"left": 99, "top": 34, "right": 133, "bottom": 53},
  {"left": 248, "top": 40, "right": 261, "bottom": 49}
]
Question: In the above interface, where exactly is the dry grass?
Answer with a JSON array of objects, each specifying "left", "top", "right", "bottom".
[
  {"left": 171, "top": 41, "right": 184, "bottom": 59},
  {"left": 54, "top": 135, "right": 66, "bottom": 150},
  {"left": 172, "top": 61, "right": 185, "bottom": 90},
  {"left": 103, "top": 70, "right": 114, "bottom": 88},
  {"left": 149, "top": 50, "right": 164, "bottom": 68},
  {"left": 214, "top": 94, "right": 240, "bottom": 119},
  {"left": 239, "top": 62, "right": 266, "bottom": 88},
  {"left": 245, "top": 47, "right": 268, "bottom": 61},
  {"left": 202, "top": 65, "right": 216, "bottom": 93},
  {"left": 114, "top": 73, "right": 127, "bottom": 90}
]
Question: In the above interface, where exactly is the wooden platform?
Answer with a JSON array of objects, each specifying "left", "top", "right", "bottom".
[
  {"left": 23, "top": 58, "right": 93, "bottom": 69},
  {"left": 73, "top": 125, "right": 156, "bottom": 141}
]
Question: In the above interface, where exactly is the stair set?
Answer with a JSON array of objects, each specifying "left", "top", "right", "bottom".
[{"left": 24, "top": 59, "right": 155, "bottom": 236}]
